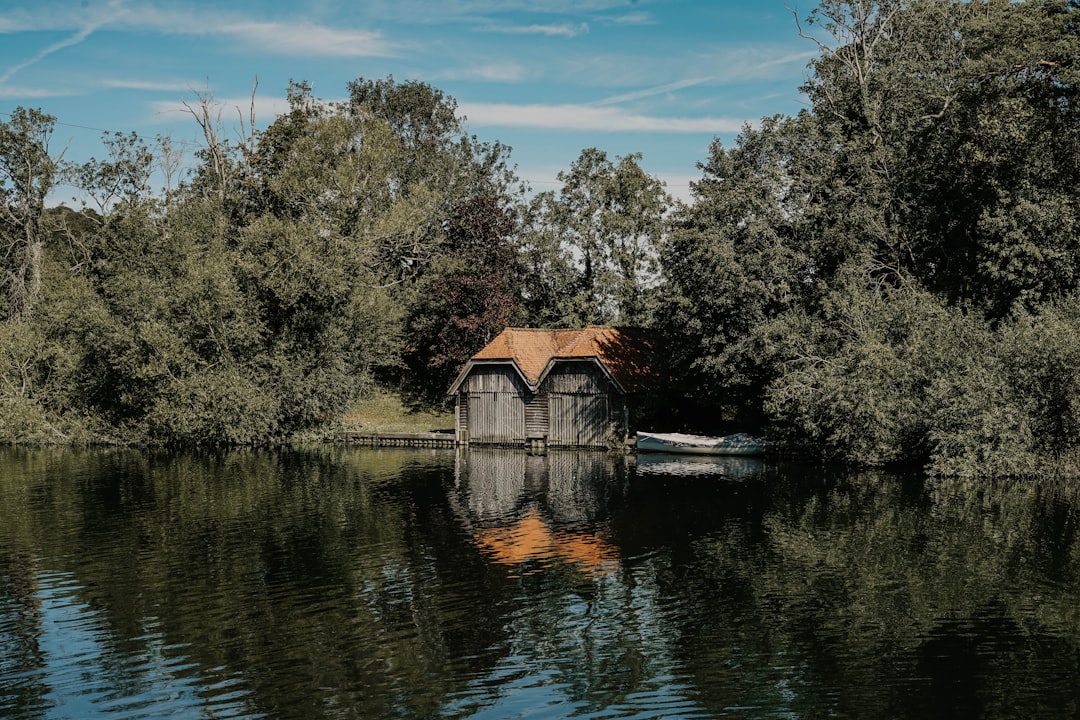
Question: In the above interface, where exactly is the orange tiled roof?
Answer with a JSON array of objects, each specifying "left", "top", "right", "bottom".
[{"left": 469, "top": 326, "right": 653, "bottom": 391}]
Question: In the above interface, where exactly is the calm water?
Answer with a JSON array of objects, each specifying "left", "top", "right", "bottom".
[{"left": 1, "top": 446, "right": 1079, "bottom": 719}]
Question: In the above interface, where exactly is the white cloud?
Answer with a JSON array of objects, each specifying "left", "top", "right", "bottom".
[
  {"left": 0, "top": 4, "right": 406, "bottom": 68},
  {"left": 216, "top": 20, "right": 402, "bottom": 57},
  {"left": 103, "top": 79, "right": 193, "bottom": 92},
  {"left": 108, "top": 5, "right": 404, "bottom": 57},
  {"left": 363, "top": 0, "right": 635, "bottom": 23},
  {"left": 600, "top": 12, "right": 654, "bottom": 26},
  {"left": 436, "top": 63, "right": 532, "bottom": 83},
  {"left": 476, "top": 21, "right": 589, "bottom": 38},
  {"left": 459, "top": 102, "right": 750, "bottom": 134},
  {"left": 594, "top": 78, "right": 714, "bottom": 107},
  {"left": 0, "top": 84, "right": 72, "bottom": 99}
]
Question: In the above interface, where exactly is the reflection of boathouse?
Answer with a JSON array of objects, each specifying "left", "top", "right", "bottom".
[
  {"left": 452, "top": 449, "right": 626, "bottom": 577},
  {"left": 448, "top": 327, "right": 652, "bottom": 449}
]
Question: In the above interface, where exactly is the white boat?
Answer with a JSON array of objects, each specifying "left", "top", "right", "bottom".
[{"left": 635, "top": 431, "right": 767, "bottom": 456}]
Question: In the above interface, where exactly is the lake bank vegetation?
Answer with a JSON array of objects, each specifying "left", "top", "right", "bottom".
[{"left": 2, "top": 0, "right": 1079, "bottom": 478}]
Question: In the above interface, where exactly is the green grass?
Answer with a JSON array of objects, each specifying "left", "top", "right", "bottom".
[{"left": 341, "top": 388, "right": 454, "bottom": 433}]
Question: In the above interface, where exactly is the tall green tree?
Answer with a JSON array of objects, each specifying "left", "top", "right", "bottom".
[
  {"left": 401, "top": 196, "right": 523, "bottom": 406},
  {"left": 0, "top": 108, "right": 61, "bottom": 319},
  {"left": 658, "top": 114, "right": 820, "bottom": 428},
  {"left": 659, "top": 0, "right": 1080, "bottom": 468},
  {"left": 522, "top": 148, "right": 669, "bottom": 327},
  {"left": 797, "top": 0, "right": 1080, "bottom": 315}
]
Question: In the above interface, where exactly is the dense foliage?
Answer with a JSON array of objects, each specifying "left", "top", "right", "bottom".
[
  {"left": 658, "top": 0, "right": 1080, "bottom": 475},
  {"left": 0, "top": 79, "right": 527, "bottom": 444},
  {"left": 2, "top": 0, "right": 1080, "bottom": 478}
]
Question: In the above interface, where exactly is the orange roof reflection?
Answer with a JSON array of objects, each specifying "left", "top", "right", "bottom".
[{"left": 472, "top": 509, "right": 620, "bottom": 577}]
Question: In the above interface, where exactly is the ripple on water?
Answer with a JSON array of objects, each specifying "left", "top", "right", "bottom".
[{"left": 0, "top": 567, "right": 262, "bottom": 720}]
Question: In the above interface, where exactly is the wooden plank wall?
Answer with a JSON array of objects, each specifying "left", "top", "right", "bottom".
[
  {"left": 460, "top": 366, "right": 528, "bottom": 445},
  {"left": 455, "top": 360, "right": 629, "bottom": 448},
  {"left": 469, "top": 392, "right": 526, "bottom": 444},
  {"left": 549, "top": 393, "right": 609, "bottom": 446},
  {"left": 525, "top": 394, "right": 549, "bottom": 438},
  {"left": 456, "top": 394, "right": 469, "bottom": 443},
  {"left": 544, "top": 362, "right": 618, "bottom": 448}
]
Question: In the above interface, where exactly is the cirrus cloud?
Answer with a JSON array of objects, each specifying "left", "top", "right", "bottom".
[
  {"left": 459, "top": 101, "right": 751, "bottom": 134},
  {"left": 476, "top": 21, "right": 589, "bottom": 38},
  {"left": 216, "top": 20, "right": 403, "bottom": 57}
]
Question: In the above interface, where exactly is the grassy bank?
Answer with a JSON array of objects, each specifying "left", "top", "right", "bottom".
[{"left": 340, "top": 389, "right": 454, "bottom": 434}]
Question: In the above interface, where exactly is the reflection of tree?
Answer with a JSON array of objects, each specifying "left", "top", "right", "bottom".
[
  {"left": 661, "top": 469, "right": 1080, "bottom": 718},
  {"left": 546, "top": 451, "right": 625, "bottom": 526},
  {"left": 0, "top": 553, "right": 44, "bottom": 720},
  {"left": 7, "top": 447, "right": 1078, "bottom": 718},
  {"left": 0, "top": 446, "right": 512, "bottom": 719}
]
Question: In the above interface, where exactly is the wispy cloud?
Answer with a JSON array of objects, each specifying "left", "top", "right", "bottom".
[
  {"left": 476, "top": 21, "right": 589, "bottom": 38},
  {"left": 756, "top": 49, "right": 819, "bottom": 71},
  {"left": 459, "top": 101, "right": 750, "bottom": 134},
  {"left": 600, "top": 12, "right": 655, "bottom": 26},
  {"left": 110, "top": 4, "right": 406, "bottom": 58},
  {"left": 363, "top": 0, "right": 636, "bottom": 22},
  {"left": 103, "top": 79, "right": 193, "bottom": 93},
  {"left": 0, "top": 4, "right": 406, "bottom": 62},
  {"left": 0, "top": 84, "right": 73, "bottom": 99},
  {"left": 593, "top": 78, "right": 715, "bottom": 107},
  {"left": 0, "top": 20, "right": 103, "bottom": 85},
  {"left": 215, "top": 20, "right": 402, "bottom": 57},
  {"left": 436, "top": 63, "right": 532, "bottom": 83}
]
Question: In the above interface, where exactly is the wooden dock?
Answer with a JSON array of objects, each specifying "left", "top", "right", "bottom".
[{"left": 338, "top": 430, "right": 458, "bottom": 448}]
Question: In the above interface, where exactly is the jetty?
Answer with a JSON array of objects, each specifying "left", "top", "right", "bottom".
[{"left": 338, "top": 430, "right": 458, "bottom": 448}]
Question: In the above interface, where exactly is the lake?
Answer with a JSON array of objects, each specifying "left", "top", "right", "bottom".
[{"left": 1, "top": 445, "right": 1078, "bottom": 719}]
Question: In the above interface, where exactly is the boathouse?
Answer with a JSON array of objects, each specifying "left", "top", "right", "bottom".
[{"left": 448, "top": 326, "right": 652, "bottom": 449}]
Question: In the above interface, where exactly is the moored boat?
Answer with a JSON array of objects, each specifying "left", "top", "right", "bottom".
[{"left": 635, "top": 431, "right": 767, "bottom": 456}]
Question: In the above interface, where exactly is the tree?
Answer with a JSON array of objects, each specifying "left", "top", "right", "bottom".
[
  {"left": 69, "top": 131, "right": 155, "bottom": 219},
  {"left": 797, "top": 0, "right": 1080, "bottom": 315},
  {"left": 658, "top": 0, "right": 1080, "bottom": 462},
  {"left": 343, "top": 77, "right": 517, "bottom": 290},
  {"left": 656, "top": 114, "right": 820, "bottom": 430},
  {"left": 0, "top": 108, "right": 62, "bottom": 319},
  {"left": 522, "top": 149, "right": 669, "bottom": 327},
  {"left": 401, "top": 196, "right": 523, "bottom": 406},
  {"left": 0, "top": 80, "right": 528, "bottom": 444}
]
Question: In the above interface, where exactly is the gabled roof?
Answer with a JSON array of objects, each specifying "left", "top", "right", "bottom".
[{"left": 449, "top": 326, "right": 655, "bottom": 395}]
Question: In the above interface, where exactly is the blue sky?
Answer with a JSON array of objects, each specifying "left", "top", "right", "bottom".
[{"left": 1, "top": 0, "right": 820, "bottom": 204}]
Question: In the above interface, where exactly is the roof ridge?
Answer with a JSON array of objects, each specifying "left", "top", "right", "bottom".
[
  {"left": 557, "top": 327, "right": 586, "bottom": 354},
  {"left": 559, "top": 325, "right": 608, "bottom": 356}
]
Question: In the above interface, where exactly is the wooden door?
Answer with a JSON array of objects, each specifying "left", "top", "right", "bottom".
[
  {"left": 548, "top": 392, "right": 609, "bottom": 447},
  {"left": 468, "top": 391, "right": 526, "bottom": 444}
]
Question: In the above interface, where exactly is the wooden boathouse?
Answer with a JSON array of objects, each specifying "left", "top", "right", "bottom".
[{"left": 448, "top": 326, "right": 653, "bottom": 449}]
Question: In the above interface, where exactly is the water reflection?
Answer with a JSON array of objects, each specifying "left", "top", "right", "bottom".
[
  {"left": 633, "top": 452, "right": 765, "bottom": 479},
  {"left": 1, "top": 447, "right": 1080, "bottom": 719},
  {"left": 453, "top": 450, "right": 623, "bottom": 576},
  {"left": 448, "top": 448, "right": 708, "bottom": 718}
]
